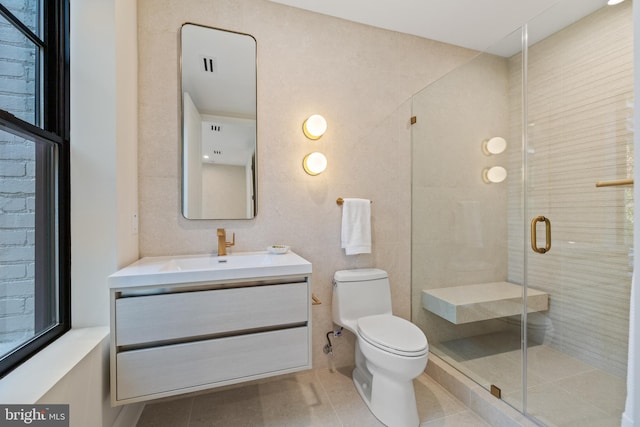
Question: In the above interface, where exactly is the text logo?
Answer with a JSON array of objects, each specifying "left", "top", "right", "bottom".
[{"left": 0, "top": 405, "right": 69, "bottom": 426}]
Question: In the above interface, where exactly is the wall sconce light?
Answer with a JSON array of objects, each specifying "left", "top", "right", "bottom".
[
  {"left": 482, "top": 136, "right": 507, "bottom": 155},
  {"left": 302, "top": 114, "right": 327, "bottom": 140},
  {"left": 303, "top": 152, "right": 327, "bottom": 175},
  {"left": 482, "top": 166, "right": 507, "bottom": 183}
]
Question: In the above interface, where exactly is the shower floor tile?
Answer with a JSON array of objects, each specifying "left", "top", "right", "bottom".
[
  {"left": 463, "top": 353, "right": 546, "bottom": 396},
  {"left": 503, "top": 344, "right": 595, "bottom": 383},
  {"left": 515, "top": 382, "right": 620, "bottom": 427},
  {"left": 435, "top": 332, "right": 626, "bottom": 427},
  {"left": 553, "top": 369, "right": 626, "bottom": 416}
]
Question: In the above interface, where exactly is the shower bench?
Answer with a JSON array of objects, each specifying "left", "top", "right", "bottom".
[{"left": 422, "top": 281, "right": 549, "bottom": 324}]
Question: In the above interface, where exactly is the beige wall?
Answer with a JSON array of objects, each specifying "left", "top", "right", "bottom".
[{"left": 137, "top": 0, "right": 475, "bottom": 368}]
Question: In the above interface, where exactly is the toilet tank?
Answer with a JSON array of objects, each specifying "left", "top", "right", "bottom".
[{"left": 332, "top": 268, "right": 393, "bottom": 329}]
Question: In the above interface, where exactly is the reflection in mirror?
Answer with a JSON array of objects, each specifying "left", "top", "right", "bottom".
[{"left": 181, "top": 24, "right": 257, "bottom": 219}]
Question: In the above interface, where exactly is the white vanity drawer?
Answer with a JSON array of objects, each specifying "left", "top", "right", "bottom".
[
  {"left": 115, "top": 282, "right": 308, "bottom": 346},
  {"left": 116, "top": 326, "right": 309, "bottom": 401}
]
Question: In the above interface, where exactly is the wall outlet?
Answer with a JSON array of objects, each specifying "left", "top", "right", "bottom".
[{"left": 132, "top": 213, "right": 139, "bottom": 235}]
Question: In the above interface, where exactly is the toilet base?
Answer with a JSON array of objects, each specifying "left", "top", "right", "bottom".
[
  {"left": 352, "top": 364, "right": 373, "bottom": 404},
  {"left": 351, "top": 348, "right": 421, "bottom": 427}
]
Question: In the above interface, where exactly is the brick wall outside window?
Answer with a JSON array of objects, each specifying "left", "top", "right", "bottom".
[{"left": 0, "top": 0, "right": 37, "bottom": 354}]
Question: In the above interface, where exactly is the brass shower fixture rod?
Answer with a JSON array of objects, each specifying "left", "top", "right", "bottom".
[{"left": 595, "top": 178, "right": 634, "bottom": 188}]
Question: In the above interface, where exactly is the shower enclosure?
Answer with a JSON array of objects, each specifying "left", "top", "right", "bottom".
[{"left": 411, "top": 1, "right": 633, "bottom": 425}]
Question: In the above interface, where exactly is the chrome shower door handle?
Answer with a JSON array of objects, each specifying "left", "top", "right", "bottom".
[{"left": 531, "top": 216, "right": 551, "bottom": 254}]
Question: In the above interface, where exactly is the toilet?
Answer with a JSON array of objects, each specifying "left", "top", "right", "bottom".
[{"left": 332, "top": 268, "right": 429, "bottom": 427}]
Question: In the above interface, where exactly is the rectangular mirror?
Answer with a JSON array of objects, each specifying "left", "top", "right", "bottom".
[{"left": 181, "top": 24, "right": 257, "bottom": 219}]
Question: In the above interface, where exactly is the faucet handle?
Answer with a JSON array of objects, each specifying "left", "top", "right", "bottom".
[{"left": 226, "top": 233, "right": 235, "bottom": 248}]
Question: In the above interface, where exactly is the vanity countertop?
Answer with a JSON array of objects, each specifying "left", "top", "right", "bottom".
[{"left": 108, "top": 251, "right": 312, "bottom": 288}]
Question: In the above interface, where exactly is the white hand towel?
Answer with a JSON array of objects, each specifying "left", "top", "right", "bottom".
[{"left": 341, "top": 198, "right": 371, "bottom": 255}]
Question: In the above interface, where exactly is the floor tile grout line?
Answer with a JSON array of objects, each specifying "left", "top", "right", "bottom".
[
  {"left": 185, "top": 396, "right": 195, "bottom": 427},
  {"left": 313, "top": 368, "right": 349, "bottom": 427}
]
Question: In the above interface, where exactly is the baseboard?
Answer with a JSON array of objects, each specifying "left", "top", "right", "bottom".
[{"left": 112, "top": 403, "right": 144, "bottom": 427}]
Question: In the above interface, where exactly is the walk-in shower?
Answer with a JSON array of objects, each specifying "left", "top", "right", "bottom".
[{"left": 411, "top": 1, "right": 633, "bottom": 425}]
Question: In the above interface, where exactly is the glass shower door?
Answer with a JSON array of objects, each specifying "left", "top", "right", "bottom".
[
  {"left": 411, "top": 2, "right": 633, "bottom": 425},
  {"left": 521, "top": 1, "right": 633, "bottom": 425},
  {"left": 411, "top": 30, "right": 528, "bottom": 412}
]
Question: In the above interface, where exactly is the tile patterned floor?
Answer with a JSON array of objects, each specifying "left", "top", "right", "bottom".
[{"left": 136, "top": 367, "right": 490, "bottom": 427}]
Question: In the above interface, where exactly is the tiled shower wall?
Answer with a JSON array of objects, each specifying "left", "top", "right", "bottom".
[{"left": 507, "top": 2, "right": 633, "bottom": 377}]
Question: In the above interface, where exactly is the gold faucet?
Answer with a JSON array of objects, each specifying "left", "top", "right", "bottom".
[{"left": 217, "top": 228, "right": 235, "bottom": 256}]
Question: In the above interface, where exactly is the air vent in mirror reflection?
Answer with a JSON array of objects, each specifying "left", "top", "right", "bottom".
[{"left": 200, "top": 56, "right": 217, "bottom": 73}]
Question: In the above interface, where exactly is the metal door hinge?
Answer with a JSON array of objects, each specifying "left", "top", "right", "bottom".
[{"left": 490, "top": 385, "right": 502, "bottom": 399}]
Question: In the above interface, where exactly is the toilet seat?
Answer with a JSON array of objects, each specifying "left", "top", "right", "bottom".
[{"left": 357, "top": 314, "right": 428, "bottom": 357}]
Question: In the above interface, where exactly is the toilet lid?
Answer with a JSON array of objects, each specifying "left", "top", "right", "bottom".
[{"left": 357, "top": 314, "right": 428, "bottom": 357}]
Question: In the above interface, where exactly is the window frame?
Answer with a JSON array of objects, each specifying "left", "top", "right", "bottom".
[{"left": 0, "top": 0, "right": 70, "bottom": 378}]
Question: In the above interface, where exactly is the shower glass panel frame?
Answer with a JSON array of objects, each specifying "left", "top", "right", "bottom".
[{"left": 411, "top": 1, "right": 633, "bottom": 425}]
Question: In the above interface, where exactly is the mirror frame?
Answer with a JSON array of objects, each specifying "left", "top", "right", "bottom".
[{"left": 180, "top": 23, "right": 258, "bottom": 220}]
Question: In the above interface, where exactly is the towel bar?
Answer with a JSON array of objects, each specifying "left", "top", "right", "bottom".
[
  {"left": 311, "top": 293, "right": 322, "bottom": 305},
  {"left": 336, "top": 197, "right": 373, "bottom": 206}
]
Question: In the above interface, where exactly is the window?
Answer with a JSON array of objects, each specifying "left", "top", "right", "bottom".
[{"left": 0, "top": 0, "right": 70, "bottom": 377}]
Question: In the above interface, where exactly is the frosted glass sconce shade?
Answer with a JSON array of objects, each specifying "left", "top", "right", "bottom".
[
  {"left": 303, "top": 114, "right": 327, "bottom": 140},
  {"left": 303, "top": 152, "right": 327, "bottom": 175},
  {"left": 482, "top": 137, "right": 507, "bottom": 155},
  {"left": 483, "top": 166, "right": 507, "bottom": 183}
]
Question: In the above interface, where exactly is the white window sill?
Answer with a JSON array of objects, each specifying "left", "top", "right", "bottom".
[{"left": 0, "top": 326, "right": 109, "bottom": 403}]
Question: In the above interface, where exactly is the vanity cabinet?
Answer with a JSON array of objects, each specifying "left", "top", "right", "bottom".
[{"left": 109, "top": 251, "right": 312, "bottom": 406}]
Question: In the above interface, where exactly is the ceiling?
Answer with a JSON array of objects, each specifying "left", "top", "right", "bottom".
[{"left": 267, "top": 0, "right": 612, "bottom": 55}]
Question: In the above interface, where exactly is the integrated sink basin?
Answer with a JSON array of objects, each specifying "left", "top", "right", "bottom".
[
  {"left": 108, "top": 251, "right": 312, "bottom": 288},
  {"left": 160, "top": 252, "right": 271, "bottom": 271}
]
